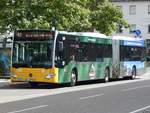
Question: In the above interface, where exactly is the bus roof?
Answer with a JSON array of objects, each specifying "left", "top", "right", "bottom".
[
  {"left": 112, "top": 36, "right": 145, "bottom": 47},
  {"left": 59, "top": 31, "right": 108, "bottom": 39},
  {"left": 78, "top": 32, "right": 107, "bottom": 38},
  {"left": 111, "top": 36, "right": 144, "bottom": 41}
]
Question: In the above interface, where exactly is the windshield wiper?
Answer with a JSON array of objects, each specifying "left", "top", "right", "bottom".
[{"left": 29, "top": 62, "right": 52, "bottom": 68}]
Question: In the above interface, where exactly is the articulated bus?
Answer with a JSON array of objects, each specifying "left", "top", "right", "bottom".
[{"left": 11, "top": 30, "right": 145, "bottom": 86}]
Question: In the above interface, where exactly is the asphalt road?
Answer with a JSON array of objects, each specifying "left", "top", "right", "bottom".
[{"left": 1, "top": 78, "right": 150, "bottom": 113}]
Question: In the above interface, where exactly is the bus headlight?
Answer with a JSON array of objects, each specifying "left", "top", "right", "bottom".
[
  {"left": 11, "top": 72, "right": 17, "bottom": 78},
  {"left": 46, "top": 74, "right": 54, "bottom": 79}
]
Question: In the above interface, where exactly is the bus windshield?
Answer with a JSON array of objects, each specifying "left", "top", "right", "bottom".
[{"left": 12, "top": 41, "right": 53, "bottom": 68}]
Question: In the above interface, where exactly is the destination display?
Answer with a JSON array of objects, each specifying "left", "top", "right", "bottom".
[
  {"left": 123, "top": 40, "right": 145, "bottom": 47},
  {"left": 14, "top": 30, "right": 53, "bottom": 41}
]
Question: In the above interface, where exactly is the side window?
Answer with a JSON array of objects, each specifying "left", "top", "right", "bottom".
[
  {"left": 87, "top": 43, "right": 96, "bottom": 61},
  {"left": 76, "top": 43, "right": 112, "bottom": 62},
  {"left": 120, "top": 46, "right": 145, "bottom": 61},
  {"left": 103, "top": 45, "right": 112, "bottom": 58},
  {"left": 96, "top": 44, "right": 103, "bottom": 60},
  {"left": 56, "top": 42, "right": 64, "bottom": 61},
  {"left": 96, "top": 44, "right": 112, "bottom": 60},
  {"left": 79, "top": 43, "right": 88, "bottom": 61},
  {"left": 76, "top": 43, "right": 96, "bottom": 61},
  {"left": 58, "top": 35, "right": 80, "bottom": 63},
  {"left": 55, "top": 34, "right": 78, "bottom": 66},
  {"left": 120, "top": 46, "right": 132, "bottom": 61}
]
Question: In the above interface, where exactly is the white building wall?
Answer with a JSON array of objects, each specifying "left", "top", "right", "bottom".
[{"left": 112, "top": 1, "right": 150, "bottom": 39}]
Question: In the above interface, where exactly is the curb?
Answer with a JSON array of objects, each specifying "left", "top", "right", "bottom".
[
  {"left": 0, "top": 76, "right": 10, "bottom": 79},
  {"left": 0, "top": 79, "right": 10, "bottom": 83}
]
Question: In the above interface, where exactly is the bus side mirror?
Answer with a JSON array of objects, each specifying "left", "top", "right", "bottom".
[{"left": 58, "top": 41, "right": 63, "bottom": 52}]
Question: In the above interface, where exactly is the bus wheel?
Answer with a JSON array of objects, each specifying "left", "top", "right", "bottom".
[
  {"left": 104, "top": 68, "right": 110, "bottom": 83},
  {"left": 70, "top": 70, "right": 77, "bottom": 87},
  {"left": 131, "top": 67, "right": 136, "bottom": 79},
  {"left": 29, "top": 82, "right": 38, "bottom": 87}
]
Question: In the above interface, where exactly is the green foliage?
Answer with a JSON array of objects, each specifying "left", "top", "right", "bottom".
[
  {"left": 0, "top": 0, "right": 127, "bottom": 35},
  {"left": 90, "top": 1, "right": 128, "bottom": 35}
]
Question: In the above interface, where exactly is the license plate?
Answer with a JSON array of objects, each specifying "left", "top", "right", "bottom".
[{"left": 18, "top": 78, "right": 23, "bottom": 81}]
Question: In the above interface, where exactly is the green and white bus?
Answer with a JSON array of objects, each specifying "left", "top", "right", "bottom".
[
  {"left": 11, "top": 30, "right": 145, "bottom": 86},
  {"left": 11, "top": 30, "right": 113, "bottom": 86}
]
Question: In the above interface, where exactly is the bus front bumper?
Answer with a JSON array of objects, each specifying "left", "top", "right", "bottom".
[{"left": 11, "top": 68, "right": 59, "bottom": 84}]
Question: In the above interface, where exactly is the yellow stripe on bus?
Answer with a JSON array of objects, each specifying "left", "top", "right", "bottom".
[{"left": 11, "top": 67, "right": 59, "bottom": 84}]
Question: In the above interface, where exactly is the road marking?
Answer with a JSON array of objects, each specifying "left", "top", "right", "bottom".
[
  {"left": 79, "top": 94, "right": 104, "bottom": 100},
  {"left": 122, "top": 85, "right": 150, "bottom": 92},
  {"left": 129, "top": 105, "right": 150, "bottom": 113},
  {"left": 7, "top": 105, "right": 48, "bottom": 113}
]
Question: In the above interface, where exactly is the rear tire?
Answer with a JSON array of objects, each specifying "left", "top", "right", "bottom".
[
  {"left": 131, "top": 67, "right": 136, "bottom": 79},
  {"left": 70, "top": 70, "right": 77, "bottom": 87},
  {"left": 103, "top": 68, "right": 110, "bottom": 83}
]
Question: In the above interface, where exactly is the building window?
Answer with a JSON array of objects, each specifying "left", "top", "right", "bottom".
[
  {"left": 129, "top": 24, "right": 136, "bottom": 33},
  {"left": 148, "top": 5, "right": 150, "bottom": 14},
  {"left": 148, "top": 25, "right": 150, "bottom": 33},
  {"left": 129, "top": 5, "right": 136, "bottom": 15}
]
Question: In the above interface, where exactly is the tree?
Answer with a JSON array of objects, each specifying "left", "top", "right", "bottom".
[
  {"left": 44, "top": 0, "right": 91, "bottom": 31},
  {"left": 87, "top": 0, "right": 128, "bottom": 35},
  {"left": 0, "top": 0, "right": 127, "bottom": 35}
]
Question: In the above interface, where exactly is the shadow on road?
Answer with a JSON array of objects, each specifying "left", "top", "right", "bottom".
[{"left": 0, "top": 78, "right": 140, "bottom": 90}]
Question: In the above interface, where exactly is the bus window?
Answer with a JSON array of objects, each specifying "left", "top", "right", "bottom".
[{"left": 120, "top": 46, "right": 145, "bottom": 61}]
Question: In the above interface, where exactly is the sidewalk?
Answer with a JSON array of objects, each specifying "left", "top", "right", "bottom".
[
  {"left": 137, "top": 67, "right": 150, "bottom": 79},
  {"left": 0, "top": 79, "right": 10, "bottom": 88},
  {"left": 144, "top": 72, "right": 150, "bottom": 78}
]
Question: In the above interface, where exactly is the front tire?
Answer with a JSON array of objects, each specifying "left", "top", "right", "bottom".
[{"left": 70, "top": 70, "right": 77, "bottom": 87}]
